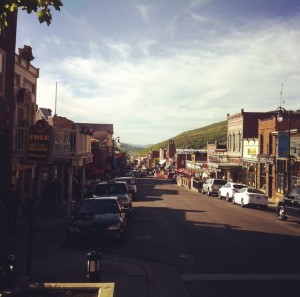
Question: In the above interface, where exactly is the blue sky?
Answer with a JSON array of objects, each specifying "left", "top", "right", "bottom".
[{"left": 16, "top": 0, "right": 300, "bottom": 145}]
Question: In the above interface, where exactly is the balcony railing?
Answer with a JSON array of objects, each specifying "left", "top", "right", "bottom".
[
  {"left": 13, "top": 126, "right": 92, "bottom": 158},
  {"left": 208, "top": 155, "right": 229, "bottom": 163}
]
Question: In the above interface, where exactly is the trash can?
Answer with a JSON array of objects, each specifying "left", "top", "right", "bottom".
[
  {"left": 86, "top": 251, "right": 101, "bottom": 282},
  {"left": 0, "top": 254, "right": 15, "bottom": 289}
]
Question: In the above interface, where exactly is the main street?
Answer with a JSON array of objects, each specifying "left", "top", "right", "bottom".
[
  {"left": 102, "top": 177, "right": 300, "bottom": 297},
  {"left": 3, "top": 176, "right": 300, "bottom": 297}
]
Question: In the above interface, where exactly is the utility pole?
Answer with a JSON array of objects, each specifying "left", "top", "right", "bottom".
[{"left": 54, "top": 82, "right": 58, "bottom": 115}]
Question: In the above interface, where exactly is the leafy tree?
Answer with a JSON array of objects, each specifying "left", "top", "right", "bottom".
[{"left": 0, "top": 0, "right": 63, "bottom": 33}]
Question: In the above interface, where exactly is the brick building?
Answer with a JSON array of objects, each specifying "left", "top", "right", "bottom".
[
  {"left": 258, "top": 112, "right": 300, "bottom": 201},
  {"left": 227, "top": 109, "right": 277, "bottom": 182}
]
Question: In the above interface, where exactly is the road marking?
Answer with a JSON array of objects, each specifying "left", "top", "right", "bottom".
[{"left": 182, "top": 274, "right": 300, "bottom": 281}]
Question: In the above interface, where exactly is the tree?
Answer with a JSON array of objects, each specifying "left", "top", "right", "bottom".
[{"left": 0, "top": 0, "right": 63, "bottom": 33}]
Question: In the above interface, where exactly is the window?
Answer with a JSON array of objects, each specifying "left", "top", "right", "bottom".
[
  {"left": 260, "top": 134, "right": 264, "bottom": 154},
  {"left": 14, "top": 74, "right": 20, "bottom": 87},
  {"left": 233, "top": 134, "right": 236, "bottom": 151},
  {"left": 269, "top": 133, "right": 273, "bottom": 155},
  {"left": 0, "top": 50, "right": 6, "bottom": 97},
  {"left": 238, "top": 132, "right": 241, "bottom": 152},
  {"left": 24, "top": 80, "right": 35, "bottom": 94}
]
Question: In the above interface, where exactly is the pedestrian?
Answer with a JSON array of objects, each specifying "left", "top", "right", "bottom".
[{"left": 4, "top": 184, "right": 20, "bottom": 233}]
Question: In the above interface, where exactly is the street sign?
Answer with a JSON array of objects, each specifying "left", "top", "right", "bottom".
[{"left": 26, "top": 120, "right": 53, "bottom": 163}]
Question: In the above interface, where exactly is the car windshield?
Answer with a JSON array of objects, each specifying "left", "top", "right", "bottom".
[
  {"left": 248, "top": 188, "right": 264, "bottom": 194},
  {"left": 233, "top": 184, "right": 247, "bottom": 189},
  {"left": 79, "top": 200, "right": 119, "bottom": 214},
  {"left": 214, "top": 180, "right": 227, "bottom": 185},
  {"left": 95, "top": 183, "right": 127, "bottom": 195}
]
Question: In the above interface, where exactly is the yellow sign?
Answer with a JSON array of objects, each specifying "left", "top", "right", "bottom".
[
  {"left": 27, "top": 120, "right": 53, "bottom": 163},
  {"left": 248, "top": 148, "right": 257, "bottom": 155}
]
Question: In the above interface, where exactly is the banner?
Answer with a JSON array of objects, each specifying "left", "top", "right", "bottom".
[{"left": 277, "top": 131, "right": 289, "bottom": 158}]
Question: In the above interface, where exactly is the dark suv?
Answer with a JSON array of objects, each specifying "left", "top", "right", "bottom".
[
  {"left": 114, "top": 177, "right": 137, "bottom": 200},
  {"left": 276, "top": 188, "right": 300, "bottom": 222},
  {"left": 68, "top": 197, "right": 127, "bottom": 241},
  {"left": 94, "top": 181, "right": 133, "bottom": 214}
]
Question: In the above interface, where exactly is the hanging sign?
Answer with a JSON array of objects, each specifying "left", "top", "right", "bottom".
[{"left": 26, "top": 119, "right": 53, "bottom": 163}]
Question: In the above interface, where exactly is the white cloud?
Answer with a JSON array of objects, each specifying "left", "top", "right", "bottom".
[{"left": 17, "top": 0, "right": 300, "bottom": 145}]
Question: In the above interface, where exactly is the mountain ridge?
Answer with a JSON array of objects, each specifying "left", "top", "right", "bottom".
[{"left": 121, "top": 120, "right": 227, "bottom": 155}]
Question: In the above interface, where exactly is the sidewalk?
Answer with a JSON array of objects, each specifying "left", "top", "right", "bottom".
[{"left": 0, "top": 206, "right": 190, "bottom": 297}]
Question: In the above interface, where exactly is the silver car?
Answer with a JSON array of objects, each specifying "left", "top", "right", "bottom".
[{"left": 201, "top": 178, "right": 227, "bottom": 196}]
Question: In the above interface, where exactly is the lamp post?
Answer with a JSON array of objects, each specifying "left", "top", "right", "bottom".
[
  {"left": 276, "top": 106, "right": 291, "bottom": 195},
  {"left": 86, "top": 251, "right": 101, "bottom": 282},
  {"left": 111, "top": 136, "right": 120, "bottom": 178}
]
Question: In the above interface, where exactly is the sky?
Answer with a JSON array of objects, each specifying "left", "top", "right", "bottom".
[{"left": 16, "top": 0, "right": 300, "bottom": 145}]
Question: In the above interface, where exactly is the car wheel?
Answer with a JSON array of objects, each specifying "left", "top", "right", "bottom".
[
  {"left": 226, "top": 193, "right": 230, "bottom": 202},
  {"left": 277, "top": 205, "right": 287, "bottom": 221},
  {"left": 218, "top": 192, "right": 222, "bottom": 199},
  {"left": 207, "top": 189, "right": 211, "bottom": 196},
  {"left": 241, "top": 198, "right": 245, "bottom": 208}
]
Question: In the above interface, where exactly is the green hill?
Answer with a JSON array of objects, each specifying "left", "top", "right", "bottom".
[
  {"left": 119, "top": 143, "right": 150, "bottom": 155},
  {"left": 133, "top": 120, "right": 227, "bottom": 155}
]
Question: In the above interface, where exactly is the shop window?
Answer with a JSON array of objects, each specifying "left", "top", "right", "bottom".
[{"left": 276, "top": 159, "right": 285, "bottom": 193}]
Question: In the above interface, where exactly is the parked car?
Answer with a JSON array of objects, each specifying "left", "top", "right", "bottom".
[
  {"left": 114, "top": 177, "right": 137, "bottom": 200},
  {"left": 276, "top": 187, "right": 300, "bottom": 222},
  {"left": 232, "top": 187, "right": 268, "bottom": 210},
  {"left": 124, "top": 171, "right": 135, "bottom": 177},
  {"left": 68, "top": 197, "right": 127, "bottom": 241},
  {"left": 139, "top": 171, "right": 147, "bottom": 178},
  {"left": 94, "top": 181, "right": 133, "bottom": 214},
  {"left": 201, "top": 178, "right": 227, "bottom": 196},
  {"left": 218, "top": 182, "right": 248, "bottom": 202}
]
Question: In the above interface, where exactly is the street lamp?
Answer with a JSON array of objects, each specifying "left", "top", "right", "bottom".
[
  {"left": 111, "top": 136, "right": 120, "bottom": 178},
  {"left": 276, "top": 106, "right": 291, "bottom": 194},
  {"left": 86, "top": 251, "right": 101, "bottom": 282}
]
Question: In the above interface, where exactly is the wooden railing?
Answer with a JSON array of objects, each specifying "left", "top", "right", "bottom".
[{"left": 13, "top": 126, "right": 92, "bottom": 158}]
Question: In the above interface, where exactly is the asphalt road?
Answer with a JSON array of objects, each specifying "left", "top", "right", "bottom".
[
  {"left": 5, "top": 177, "right": 298, "bottom": 297},
  {"left": 116, "top": 177, "right": 300, "bottom": 297}
]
